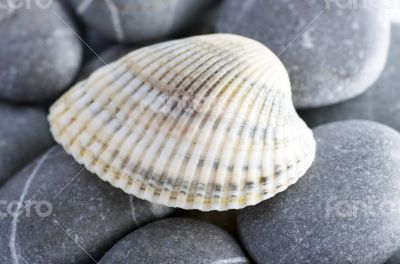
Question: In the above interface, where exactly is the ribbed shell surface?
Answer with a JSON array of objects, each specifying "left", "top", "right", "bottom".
[{"left": 48, "top": 34, "right": 316, "bottom": 211}]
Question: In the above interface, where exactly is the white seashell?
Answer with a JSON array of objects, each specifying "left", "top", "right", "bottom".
[{"left": 48, "top": 34, "right": 316, "bottom": 211}]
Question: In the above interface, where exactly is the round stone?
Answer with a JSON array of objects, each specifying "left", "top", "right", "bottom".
[
  {"left": 299, "top": 24, "right": 400, "bottom": 130},
  {"left": 175, "top": 210, "right": 239, "bottom": 238},
  {"left": 78, "top": 45, "right": 133, "bottom": 80},
  {"left": 81, "top": 28, "right": 114, "bottom": 62},
  {"left": 0, "top": 146, "right": 174, "bottom": 263},
  {"left": 70, "top": 0, "right": 215, "bottom": 43},
  {"left": 237, "top": 120, "right": 400, "bottom": 263},
  {"left": 0, "top": 0, "right": 82, "bottom": 103},
  {"left": 216, "top": 0, "right": 390, "bottom": 108},
  {"left": 99, "top": 218, "right": 249, "bottom": 264},
  {"left": 0, "top": 102, "right": 53, "bottom": 185},
  {"left": 386, "top": 252, "right": 400, "bottom": 264}
]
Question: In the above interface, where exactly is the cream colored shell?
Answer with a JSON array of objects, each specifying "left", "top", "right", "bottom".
[{"left": 48, "top": 34, "right": 316, "bottom": 211}]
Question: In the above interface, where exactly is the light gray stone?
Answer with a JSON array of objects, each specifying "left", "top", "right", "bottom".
[
  {"left": 237, "top": 120, "right": 400, "bottom": 264},
  {"left": 0, "top": 0, "right": 82, "bottom": 102},
  {"left": 0, "top": 102, "right": 53, "bottom": 186},
  {"left": 71, "top": 0, "right": 215, "bottom": 43},
  {"left": 216, "top": 0, "right": 390, "bottom": 108},
  {"left": 0, "top": 146, "right": 174, "bottom": 263},
  {"left": 99, "top": 218, "right": 249, "bottom": 264},
  {"left": 299, "top": 24, "right": 400, "bottom": 130}
]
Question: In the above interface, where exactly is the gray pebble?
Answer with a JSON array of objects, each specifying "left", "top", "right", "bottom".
[
  {"left": 386, "top": 253, "right": 400, "bottom": 264},
  {"left": 216, "top": 0, "right": 390, "bottom": 108},
  {"left": 0, "top": 146, "right": 174, "bottom": 263},
  {"left": 299, "top": 24, "right": 400, "bottom": 130},
  {"left": 81, "top": 28, "right": 114, "bottom": 62},
  {"left": 175, "top": 210, "right": 239, "bottom": 239},
  {"left": 71, "top": 0, "right": 215, "bottom": 43},
  {"left": 78, "top": 45, "right": 134, "bottom": 80},
  {"left": 237, "top": 120, "right": 400, "bottom": 264},
  {"left": 99, "top": 218, "right": 249, "bottom": 264},
  {"left": 0, "top": 0, "right": 82, "bottom": 103},
  {"left": 0, "top": 102, "right": 53, "bottom": 186}
]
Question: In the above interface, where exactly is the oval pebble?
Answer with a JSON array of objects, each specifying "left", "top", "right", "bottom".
[
  {"left": 216, "top": 0, "right": 390, "bottom": 108},
  {"left": 0, "top": 146, "right": 174, "bottom": 263},
  {"left": 99, "top": 218, "right": 249, "bottom": 264},
  {"left": 0, "top": 0, "right": 82, "bottom": 103},
  {"left": 176, "top": 210, "right": 238, "bottom": 238},
  {"left": 78, "top": 45, "right": 134, "bottom": 80},
  {"left": 0, "top": 102, "right": 53, "bottom": 185},
  {"left": 237, "top": 120, "right": 400, "bottom": 264},
  {"left": 70, "top": 0, "right": 215, "bottom": 43},
  {"left": 299, "top": 24, "right": 400, "bottom": 130}
]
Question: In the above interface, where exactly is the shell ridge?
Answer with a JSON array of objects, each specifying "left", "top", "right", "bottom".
[
  {"left": 48, "top": 34, "right": 316, "bottom": 211},
  {"left": 205, "top": 62, "right": 272, "bottom": 209},
  {"left": 118, "top": 41, "right": 248, "bottom": 198},
  {"left": 240, "top": 69, "right": 277, "bottom": 206},
  {"left": 136, "top": 42, "right": 248, "bottom": 204},
  {"left": 88, "top": 41, "right": 212, "bottom": 179},
  {"left": 172, "top": 50, "right": 263, "bottom": 208},
  {"left": 145, "top": 45, "right": 255, "bottom": 202}
]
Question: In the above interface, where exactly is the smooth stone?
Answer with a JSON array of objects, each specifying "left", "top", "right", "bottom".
[
  {"left": 179, "top": 0, "right": 221, "bottom": 36},
  {"left": 81, "top": 28, "right": 114, "bottom": 63},
  {"left": 299, "top": 24, "right": 400, "bottom": 130},
  {"left": 0, "top": 102, "right": 53, "bottom": 186},
  {"left": 78, "top": 45, "right": 134, "bottom": 80},
  {"left": 237, "top": 120, "right": 400, "bottom": 264},
  {"left": 71, "top": 0, "right": 215, "bottom": 43},
  {"left": 99, "top": 218, "right": 249, "bottom": 264},
  {"left": 216, "top": 0, "right": 390, "bottom": 108},
  {"left": 175, "top": 210, "right": 238, "bottom": 238},
  {"left": 386, "top": 253, "right": 400, "bottom": 264},
  {"left": 0, "top": 146, "right": 174, "bottom": 263},
  {"left": 0, "top": 0, "right": 82, "bottom": 103}
]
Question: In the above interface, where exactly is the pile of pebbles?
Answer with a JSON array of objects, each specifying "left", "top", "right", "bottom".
[{"left": 1, "top": 0, "right": 400, "bottom": 263}]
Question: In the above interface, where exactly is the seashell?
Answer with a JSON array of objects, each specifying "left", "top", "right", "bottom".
[{"left": 48, "top": 34, "right": 316, "bottom": 211}]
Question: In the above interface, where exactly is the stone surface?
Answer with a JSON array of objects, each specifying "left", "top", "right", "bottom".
[
  {"left": 237, "top": 120, "right": 400, "bottom": 264},
  {"left": 0, "top": 146, "right": 174, "bottom": 263},
  {"left": 99, "top": 218, "right": 249, "bottom": 264},
  {"left": 0, "top": 0, "right": 82, "bottom": 102},
  {"left": 175, "top": 210, "right": 238, "bottom": 238},
  {"left": 78, "top": 45, "right": 134, "bottom": 80},
  {"left": 299, "top": 24, "right": 400, "bottom": 130},
  {"left": 386, "top": 252, "right": 400, "bottom": 264},
  {"left": 71, "top": 0, "right": 215, "bottom": 43},
  {"left": 216, "top": 0, "right": 390, "bottom": 108},
  {"left": 0, "top": 102, "right": 54, "bottom": 186}
]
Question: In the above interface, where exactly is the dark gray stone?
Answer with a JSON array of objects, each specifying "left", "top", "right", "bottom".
[
  {"left": 216, "top": 0, "right": 390, "bottom": 108},
  {"left": 237, "top": 120, "right": 400, "bottom": 264},
  {"left": 0, "top": 0, "right": 82, "bottom": 103},
  {"left": 299, "top": 24, "right": 400, "bottom": 130},
  {"left": 386, "top": 252, "right": 400, "bottom": 264},
  {"left": 78, "top": 45, "right": 134, "bottom": 80},
  {"left": 0, "top": 102, "right": 53, "bottom": 186},
  {"left": 71, "top": 0, "right": 215, "bottom": 43},
  {"left": 99, "top": 218, "right": 249, "bottom": 264},
  {"left": 0, "top": 146, "right": 174, "bottom": 263},
  {"left": 81, "top": 28, "right": 114, "bottom": 62},
  {"left": 175, "top": 210, "right": 239, "bottom": 239}
]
